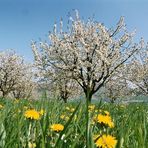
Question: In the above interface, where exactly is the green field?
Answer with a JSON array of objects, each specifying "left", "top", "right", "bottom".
[{"left": 0, "top": 98, "right": 148, "bottom": 148}]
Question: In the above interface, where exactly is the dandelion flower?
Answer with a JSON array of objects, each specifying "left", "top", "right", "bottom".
[
  {"left": 60, "top": 115, "right": 65, "bottom": 119},
  {"left": 97, "top": 114, "right": 114, "bottom": 128},
  {"left": 28, "top": 142, "right": 36, "bottom": 148},
  {"left": 70, "top": 108, "right": 75, "bottom": 112},
  {"left": 60, "top": 115, "right": 69, "bottom": 121},
  {"left": 0, "top": 104, "right": 4, "bottom": 109},
  {"left": 66, "top": 107, "right": 75, "bottom": 112},
  {"left": 50, "top": 124, "right": 64, "bottom": 132},
  {"left": 95, "top": 134, "right": 117, "bottom": 148},
  {"left": 88, "top": 105, "right": 95, "bottom": 112},
  {"left": 24, "top": 109, "right": 40, "bottom": 120}
]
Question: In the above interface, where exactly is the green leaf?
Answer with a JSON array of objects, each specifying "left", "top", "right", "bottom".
[{"left": 0, "top": 123, "right": 6, "bottom": 147}]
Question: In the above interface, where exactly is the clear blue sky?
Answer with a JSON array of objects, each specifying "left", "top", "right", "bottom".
[{"left": 0, "top": 0, "right": 148, "bottom": 61}]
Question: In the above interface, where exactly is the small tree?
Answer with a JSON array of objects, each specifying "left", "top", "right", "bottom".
[
  {"left": 104, "top": 68, "right": 130, "bottom": 103},
  {"left": 34, "top": 64, "right": 82, "bottom": 102},
  {"left": 126, "top": 47, "right": 148, "bottom": 95},
  {"left": 0, "top": 50, "right": 23, "bottom": 97},
  {"left": 12, "top": 64, "right": 35, "bottom": 99},
  {"left": 50, "top": 75, "right": 82, "bottom": 103},
  {"left": 0, "top": 50, "right": 34, "bottom": 99},
  {"left": 32, "top": 11, "right": 142, "bottom": 102}
]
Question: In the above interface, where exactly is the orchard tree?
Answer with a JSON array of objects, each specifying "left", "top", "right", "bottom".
[
  {"left": 0, "top": 50, "right": 23, "bottom": 97},
  {"left": 0, "top": 50, "right": 34, "bottom": 98},
  {"left": 34, "top": 64, "right": 82, "bottom": 102},
  {"left": 49, "top": 75, "right": 82, "bottom": 103},
  {"left": 126, "top": 47, "right": 148, "bottom": 95},
  {"left": 32, "top": 11, "right": 143, "bottom": 102},
  {"left": 12, "top": 64, "right": 35, "bottom": 99},
  {"left": 104, "top": 67, "right": 130, "bottom": 103}
]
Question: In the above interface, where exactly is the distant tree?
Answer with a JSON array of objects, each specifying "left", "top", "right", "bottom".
[
  {"left": 104, "top": 67, "right": 130, "bottom": 103},
  {"left": 126, "top": 47, "right": 148, "bottom": 95},
  {"left": 12, "top": 64, "right": 35, "bottom": 99},
  {"left": 0, "top": 50, "right": 34, "bottom": 98},
  {"left": 32, "top": 11, "right": 142, "bottom": 102},
  {"left": 34, "top": 64, "right": 82, "bottom": 102},
  {"left": 50, "top": 74, "right": 82, "bottom": 103}
]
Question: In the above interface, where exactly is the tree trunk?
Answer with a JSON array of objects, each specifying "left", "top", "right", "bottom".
[
  {"left": 2, "top": 91, "right": 8, "bottom": 98},
  {"left": 63, "top": 98, "right": 67, "bottom": 103},
  {"left": 61, "top": 91, "right": 68, "bottom": 103},
  {"left": 85, "top": 90, "right": 93, "bottom": 103},
  {"left": 111, "top": 98, "right": 115, "bottom": 103}
]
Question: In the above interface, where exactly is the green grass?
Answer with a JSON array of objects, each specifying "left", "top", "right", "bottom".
[{"left": 0, "top": 98, "right": 148, "bottom": 148}]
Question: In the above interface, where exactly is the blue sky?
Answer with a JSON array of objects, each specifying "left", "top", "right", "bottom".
[{"left": 0, "top": 0, "right": 148, "bottom": 61}]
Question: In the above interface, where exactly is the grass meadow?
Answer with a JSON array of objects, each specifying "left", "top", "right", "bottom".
[{"left": 0, "top": 97, "right": 148, "bottom": 148}]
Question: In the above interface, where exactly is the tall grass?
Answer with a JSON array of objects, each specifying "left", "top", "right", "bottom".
[{"left": 0, "top": 98, "right": 148, "bottom": 148}]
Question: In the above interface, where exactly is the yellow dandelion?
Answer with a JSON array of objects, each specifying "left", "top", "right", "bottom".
[
  {"left": 50, "top": 124, "right": 64, "bottom": 132},
  {"left": 0, "top": 104, "right": 4, "bottom": 109},
  {"left": 60, "top": 115, "right": 69, "bottom": 121},
  {"left": 88, "top": 105, "right": 95, "bottom": 112},
  {"left": 70, "top": 108, "right": 75, "bottom": 112},
  {"left": 97, "top": 114, "right": 114, "bottom": 128},
  {"left": 24, "top": 109, "right": 40, "bottom": 120},
  {"left": 60, "top": 115, "right": 65, "bottom": 119},
  {"left": 95, "top": 134, "right": 117, "bottom": 148},
  {"left": 28, "top": 142, "right": 36, "bottom": 148}
]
